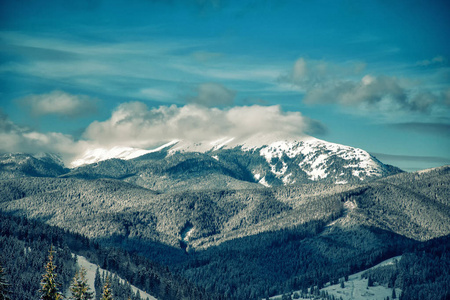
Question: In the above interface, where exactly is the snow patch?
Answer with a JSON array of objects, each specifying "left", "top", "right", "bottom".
[
  {"left": 335, "top": 180, "right": 348, "bottom": 185},
  {"left": 210, "top": 137, "right": 235, "bottom": 151},
  {"left": 271, "top": 256, "right": 402, "bottom": 300},
  {"left": 282, "top": 173, "right": 293, "bottom": 185},
  {"left": 75, "top": 255, "right": 156, "bottom": 300},
  {"left": 259, "top": 176, "right": 271, "bottom": 187}
]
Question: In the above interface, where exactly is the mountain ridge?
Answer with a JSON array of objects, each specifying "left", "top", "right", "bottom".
[{"left": 58, "top": 135, "right": 404, "bottom": 189}]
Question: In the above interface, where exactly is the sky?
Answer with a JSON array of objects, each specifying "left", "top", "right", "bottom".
[{"left": 0, "top": 0, "right": 449, "bottom": 171}]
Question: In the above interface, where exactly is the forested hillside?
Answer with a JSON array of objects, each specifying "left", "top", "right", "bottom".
[
  {"left": 0, "top": 214, "right": 221, "bottom": 300},
  {"left": 0, "top": 164, "right": 449, "bottom": 299}
]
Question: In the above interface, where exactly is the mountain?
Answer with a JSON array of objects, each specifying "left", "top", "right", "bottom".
[
  {"left": 0, "top": 152, "right": 68, "bottom": 179},
  {"left": 65, "top": 135, "right": 402, "bottom": 191},
  {"left": 2, "top": 137, "right": 448, "bottom": 300},
  {"left": 0, "top": 165, "right": 448, "bottom": 299},
  {"left": 0, "top": 141, "right": 448, "bottom": 300}
]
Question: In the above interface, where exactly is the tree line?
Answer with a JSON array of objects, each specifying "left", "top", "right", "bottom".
[{"left": 0, "top": 245, "right": 126, "bottom": 300}]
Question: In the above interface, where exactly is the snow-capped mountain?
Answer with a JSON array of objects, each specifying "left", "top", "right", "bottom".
[{"left": 69, "top": 134, "right": 402, "bottom": 186}]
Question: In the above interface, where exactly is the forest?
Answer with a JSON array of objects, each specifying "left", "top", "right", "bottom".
[{"left": 0, "top": 155, "right": 449, "bottom": 299}]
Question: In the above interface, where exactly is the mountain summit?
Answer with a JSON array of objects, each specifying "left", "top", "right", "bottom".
[{"left": 68, "top": 135, "right": 402, "bottom": 188}]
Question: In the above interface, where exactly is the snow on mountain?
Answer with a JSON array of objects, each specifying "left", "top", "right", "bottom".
[
  {"left": 69, "top": 134, "right": 400, "bottom": 185},
  {"left": 255, "top": 137, "right": 388, "bottom": 183},
  {"left": 271, "top": 256, "right": 402, "bottom": 300},
  {"left": 70, "top": 140, "right": 178, "bottom": 168}
]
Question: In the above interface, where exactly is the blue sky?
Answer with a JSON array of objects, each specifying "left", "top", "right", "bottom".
[{"left": 0, "top": 0, "right": 449, "bottom": 171}]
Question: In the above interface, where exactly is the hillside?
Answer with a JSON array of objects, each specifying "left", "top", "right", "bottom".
[{"left": 0, "top": 164, "right": 449, "bottom": 299}]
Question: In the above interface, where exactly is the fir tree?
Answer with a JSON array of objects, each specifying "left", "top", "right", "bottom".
[
  {"left": 70, "top": 267, "right": 94, "bottom": 300},
  {"left": 101, "top": 277, "right": 113, "bottom": 300},
  {"left": 40, "top": 246, "right": 63, "bottom": 300},
  {"left": 392, "top": 288, "right": 397, "bottom": 299},
  {"left": 367, "top": 276, "right": 374, "bottom": 287},
  {"left": 0, "top": 263, "right": 11, "bottom": 300},
  {"left": 94, "top": 267, "right": 102, "bottom": 300}
]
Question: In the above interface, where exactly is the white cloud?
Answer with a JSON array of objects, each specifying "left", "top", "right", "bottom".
[
  {"left": 82, "top": 102, "right": 320, "bottom": 149},
  {"left": 187, "top": 82, "right": 236, "bottom": 107},
  {"left": 0, "top": 111, "right": 82, "bottom": 162},
  {"left": 1, "top": 102, "right": 326, "bottom": 164},
  {"left": 302, "top": 74, "right": 443, "bottom": 114},
  {"left": 18, "top": 90, "right": 97, "bottom": 117}
]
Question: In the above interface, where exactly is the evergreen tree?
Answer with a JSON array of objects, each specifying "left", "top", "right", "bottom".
[
  {"left": 40, "top": 246, "right": 63, "bottom": 300},
  {"left": 392, "top": 288, "right": 396, "bottom": 299},
  {"left": 367, "top": 276, "right": 374, "bottom": 287},
  {"left": 70, "top": 267, "right": 94, "bottom": 300},
  {"left": 94, "top": 267, "right": 102, "bottom": 300},
  {"left": 101, "top": 277, "right": 113, "bottom": 300},
  {"left": 0, "top": 263, "right": 11, "bottom": 300}
]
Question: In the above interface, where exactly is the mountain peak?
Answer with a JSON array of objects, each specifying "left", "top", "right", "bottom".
[{"left": 68, "top": 135, "right": 401, "bottom": 186}]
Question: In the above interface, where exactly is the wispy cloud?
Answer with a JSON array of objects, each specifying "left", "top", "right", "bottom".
[
  {"left": 17, "top": 90, "right": 98, "bottom": 118},
  {"left": 0, "top": 31, "right": 284, "bottom": 103},
  {"left": 416, "top": 55, "right": 447, "bottom": 67}
]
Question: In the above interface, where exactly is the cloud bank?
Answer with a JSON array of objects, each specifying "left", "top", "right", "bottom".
[
  {"left": 2, "top": 101, "right": 325, "bottom": 164},
  {"left": 83, "top": 102, "right": 322, "bottom": 148},
  {"left": 18, "top": 90, "right": 98, "bottom": 117},
  {"left": 0, "top": 111, "right": 81, "bottom": 159},
  {"left": 282, "top": 57, "right": 450, "bottom": 119}
]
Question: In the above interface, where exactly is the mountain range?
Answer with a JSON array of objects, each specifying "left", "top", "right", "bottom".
[
  {"left": 1, "top": 135, "right": 402, "bottom": 191},
  {"left": 0, "top": 135, "right": 448, "bottom": 300}
]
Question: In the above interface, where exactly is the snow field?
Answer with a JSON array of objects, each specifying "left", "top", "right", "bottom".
[{"left": 74, "top": 255, "right": 156, "bottom": 300}]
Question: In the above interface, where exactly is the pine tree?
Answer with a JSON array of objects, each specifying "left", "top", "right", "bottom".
[
  {"left": 94, "top": 267, "right": 102, "bottom": 299},
  {"left": 0, "top": 263, "right": 11, "bottom": 300},
  {"left": 40, "top": 246, "right": 63, "bottom": 300},
  {"left": 101, "top": 277, "right": 113, "bottom": 300},
  {"left": 70, "top": 267, "right": 94, "bottom": 300},
  {"left": 392, "top": 288, "right": 397, "bottom": 299},
  {"left": 367, "top": 276, "right": 374, "bottom": 287}
]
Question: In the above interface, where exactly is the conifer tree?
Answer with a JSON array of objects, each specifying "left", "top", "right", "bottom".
[
  {"left": 101, "top": 277, "right": 113, "bottom": 300},
  {"left": 94, "top": 267, "right": 102, "bottom": 299},
  {"left": 392, "top": 288, "right": 397, "bottom": 299},
  {"left": 0, "top": 263, "right": 11, "bottom": 300},
  {"left": 367, "top": 276, "right": 374, "bottom": 287},
  {"left": 70, "top": 267, "right": 94, "bottom": 300},
  {"left": 40, "top": 246, "right": 63, "bottom": 300}
]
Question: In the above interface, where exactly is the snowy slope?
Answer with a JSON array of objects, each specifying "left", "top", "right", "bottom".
[
  {"left": 73, "top": 255, "right": 157, "bottom": 300},
  {"left": 69, "top": 134, "right": 401, "bottom": 185},
  {"left": 271, "top": 256, "right": 402, "bottom": 300},
  {"left": 70, "top": 141, "right": 178, "bottom": 168}
]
